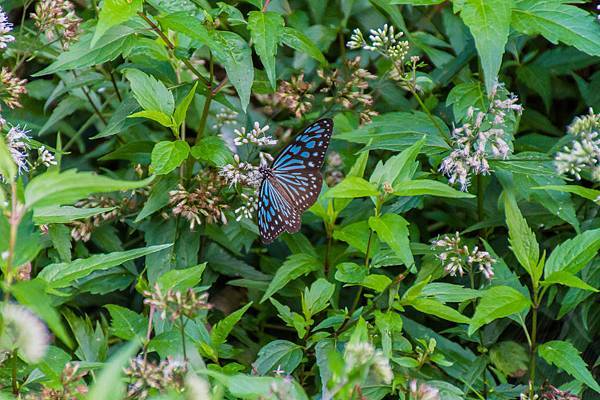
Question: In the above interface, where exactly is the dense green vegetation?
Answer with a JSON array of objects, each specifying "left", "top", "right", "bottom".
[{"left": 0, "top": 0, "right": 599, "bottom": 399}]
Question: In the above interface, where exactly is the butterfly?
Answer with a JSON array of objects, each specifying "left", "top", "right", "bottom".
[{"left": 257, "top": 119, "right": 334, "bottom": 244}]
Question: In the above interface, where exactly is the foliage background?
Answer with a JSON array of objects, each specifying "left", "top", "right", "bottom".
[{"left": 0, "top": 0, "right": 599, "bottom": 399}]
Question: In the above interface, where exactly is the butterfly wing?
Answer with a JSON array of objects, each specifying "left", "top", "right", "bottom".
[
  {"left": 257, "top": 177, "right": 301, "bottom": 244},
  {"left": 271, "top": 118, "right": 333, "bottom": 171},
  {"left": 271, "top": 118, "right": 333, "bottom": 210}
]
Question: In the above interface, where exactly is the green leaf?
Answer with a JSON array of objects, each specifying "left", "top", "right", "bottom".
[
  {"left": 105, "top": 305, "right": 147, "bottom": 340},
  {"left": 281, "top": 27, "right": 328, "bottom": 66},
  {"left": 533, "top": 185, "right": 600, "bottom": 204},
  {"left": 25, "top": 170, "right": 154, "bottom": 210},
  {"left": 11, "top": 279, "right": 73, "bottom": 348},
  {"left": 33, "top": 206, "right": 117, "bottom": 225},
  {"left": 369, "top": 214, "right": 414, "bottom": 268},
  {"left": 324, "top": 177, "right": 379, "bottom": 198},
  {"left": 150, "top": 140, "right": 190, "bottom": 175},
  {"left": 0, "top": 135, "right": 16, "bottom": 182},
  {"left": 248, "top": 11, "right": 285, "bottom": 88},
  {"left": 211, "top": 302, "right": 253, "bottom": 348},
  {"left": 469, "top": 286, "right": 530, "bottom": 335},
  {"left": 538, "top": 340, "right": 600, "bottom": 393},
  {"left": 390, "top": 0, "right": 444, "bottom": 3},
  {"left": 542, "top": 271, "right": 598, "bottom": 292},
  {"left": 446, "top": 82, "right": 487, "bottom": 122},
  {"left": 334, "top": 262, "right": 367, "bottom": 284},
  {"left": 209, "top": 31, "right": 254, "bottom": 111},
  {"left": 303, "top": 278, "right": 335, "bottom": 317},
  {"left": 92, "top": 0, "right": 142, "bottom": 46},
  {"left": 173, "top": 82, "right": 198, "bottom": 127},
  {"left": 409, "top": 298, "right": 471, "bottom": 324},
  {"left": 261, "top": 254, "right": 321, "bottom": 302},
  {"left": 204, "top": 371, "right": 309, "bottom": 400},
  {"left": 512, "top": 0, "right": 600, "bottom": 57},
  {"left": 190, "top": 136, "right": 233, "bottom": 167},
  {"left": 87, "top": 340, "right": 141, "bottom": 400},
  {"left": 333, "top": 221, "right": 372, "bottom": 254},
  {"left": 370, "top": 137, "right": 425, "bottom": 186},
  {"left": 460, "top": 0, "right": 512, "bottom": 93},
  {"left": 393, "top": 179, "right": 475, "bottom": 198},
  {"left": 48, "top": 224, "right": 71, "bottom": 262},
  {"left": 38, "top": 244, "right": 172, "bottom": 289},
  {"left": 336, "top": 112, "right": 450, "bottom": 154},
  {"left": 254, "top": 340, "right": 303, "bottom": 376},
  {"left": 124, "top": 68, "right": 174, "bottom": 116},
  {"left": 33, "top": 25, "right": 136, "bottom": 76},
  {"left": 159, "top": 13, "right": 254, "bottom": 111},
  {"left": 135, "top": 174, "right": 178, "bottom": 222},
  {"left": 421, "top": 283, "right": 482, "bottom": 303},
  {"left": 157, "top": 263, "right": 206, "bottom": 292},
  {"left": 270, "top": 298, "right": 306, "bottom": 338},
  {"left": 360, "top": 274, "right": 392, "bottom": 292},
  {"left": 544, "top": 228, "right": 600, "bottom": 277},
  {"left": 489, "top": 341, "right": 529, "bottom": 378},
  {"left": 503, "top": 192, "right": 541, "bottom": 282},
  {"left": 128, "top": 110, "right": 173, "bottom": 127}
]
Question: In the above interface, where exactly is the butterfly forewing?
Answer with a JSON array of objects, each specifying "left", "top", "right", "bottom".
[
  {"left": 258, "top": 118, "right": 333, "bottom": 243},
  {"left": 271, "top": 119, "right": 333, "bottom": 171}
]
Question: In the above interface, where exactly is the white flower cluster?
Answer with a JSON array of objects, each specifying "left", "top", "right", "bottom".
[
  {"left": 347, "top": 25, "right": 409, "bottom": 62},
  {"left": 409, "top": 380, "right": 441, "bottom": 400},
  {"left": 439, "top": 82, "right": 522, "bottom": 191},
  {"left": 0, "top": 303, "right": 49, "bottom": 363},
  {"left": 38, "top": 145, "right": 57, "bottom": 167},
  {"left": 5, "top": 125, "right": 30, "bottom": 175},
  {"left": 432, "top": 232, "right": 496, "bottom": 280},
  {"left": 344, "top": 341, "right": 393, "bottom": 384},
  {"left": 234, "top": 191, "right": 258, "bottom": 221},
  {"left": 0, "top": 7, "right": 15, "bottom": 50},
  {"left": 212, "top": 107, "right": 238, "bottom": 129},
  {"left": 554, "top": 108, "right": 600, "bottom": 182},
  {"left": 219, "top": 154, "right": 262, "bottom": 188},
  {"left": 233, "top": 121, "right": 277, "bottom": 147}
]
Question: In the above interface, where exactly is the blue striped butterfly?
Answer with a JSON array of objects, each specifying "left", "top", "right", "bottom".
[{"left": 258, "top": 119, "right": 334, "bottom": 243}]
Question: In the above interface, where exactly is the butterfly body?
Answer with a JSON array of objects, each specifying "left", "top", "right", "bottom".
[{"left": 258, "top": 119, "right": 333, "bottom": 243}]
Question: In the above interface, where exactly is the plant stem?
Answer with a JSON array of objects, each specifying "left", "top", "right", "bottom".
[
  {"left": 410, "top": 88, "right": 451, "bottom": 145},
  {"left": 196, "top": 53, "right": 214, "bottom": 143},
  {"left": 142, "top": 305, "right": 155, "bottom": 366},
  {"left": 336, "top": 272, "right": 407, "bottom": 335},
  {"left": 476, "top": 174, "right": 484, "bottom": 222},
  {"left": 138, "top": 11, "right": 210, "bottom": 86},
  {"left": 261, "top": 0, "right": 271, "bottom": 11},
  {"left": 11, "top": 349, "right": 18, "bottom": 395},
  {"left": 109, "top": 70, "right": 122, "bottom": 102},
  {"left": 324, "top": 234, "right": 333, "bottom": 278},
  {"left": 179, "top": 315, "right": 188, "bottom": 361},
  {"left": 528, "top": 289, "right": 539, "bottom": 399},
  {"left": 4, "top": 183, "right": 21, "bottom": 302}
]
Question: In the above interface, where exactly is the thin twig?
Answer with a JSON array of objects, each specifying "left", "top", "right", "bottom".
[{"left": 137, "top": 11, "right": 210, "bottom": 87}]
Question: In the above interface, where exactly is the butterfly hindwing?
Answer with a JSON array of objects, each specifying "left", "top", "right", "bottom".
[
  {"left": 258, "top": 177, "right": 301, "bottom": 244},
  {"left": 273, "top": 169, "right": 323, "bottom": 211}
]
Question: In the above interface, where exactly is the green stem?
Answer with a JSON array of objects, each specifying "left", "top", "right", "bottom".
[
  {"left": 411, "top": 89, "right": 450, "bottom": 145},
  {"left": 528, "top": 289, "right": 539, "bottom": 399},
  {"left": 179, "top": 314, "right": 188, "bottom": 361},
  {"left": 11, "top": 350, "right": 18, "bottom": 395},
  {"left": 477, "top": 174, "right": 484, "bottom": 222},
  {"left": 4, "top": 183, "right": 21, "bottom": 302},
  {"left": 138, "top": 12, "right": 210, "bottom": 86}
]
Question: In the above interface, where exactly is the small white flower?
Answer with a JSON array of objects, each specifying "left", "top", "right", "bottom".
[
  {"left": 346, "top": 28, "right": 365, "bottom": 50},
  {"left": 234, "top": 192, "right": 258, "bottom": 221},
  {"left": 38, "top": 145, "right": 57, "bottom": 167},
  {"left": 0, "top": 303, "right": 49, "bottom": 363},
  {"left": 233, "top": 122, "right": 276, "bottom": 147}
]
